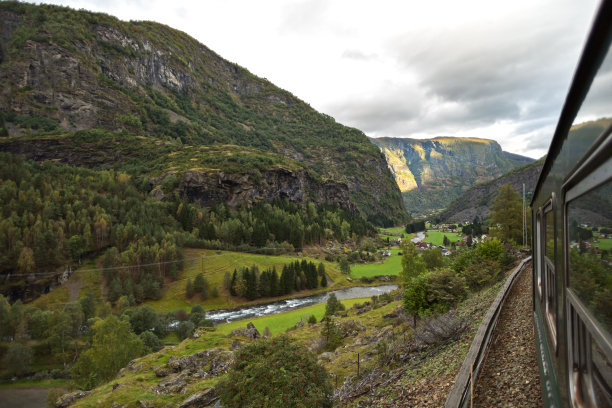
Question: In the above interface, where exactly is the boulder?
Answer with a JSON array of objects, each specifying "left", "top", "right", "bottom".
[
  {"left": 55, "top": 390, "right": 91, "bottom": 408},
  {"left": 340, "top": 320, "right": 366, "bottom": 337},
  {"left": 154, "top": 364, "right": 172, "bottom": 378},
  {"left": 229, "top": 322, "right": 260, "bottom": 339},
  {"left": 231, "top": 340, "right": 242, "bottom": 350},
  {"left": 318, "top": 352, "right": 334, "bottom": 361},
  {"left": 152, "top": 372, "right": 188, "bottom": 395},
  {"left": 177, "top": 388, "right": 218, "bottom": 408}
]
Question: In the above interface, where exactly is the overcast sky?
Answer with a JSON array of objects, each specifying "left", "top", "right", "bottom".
[{"left": 39, "top": 0, "right": 601, "bottom": 158}]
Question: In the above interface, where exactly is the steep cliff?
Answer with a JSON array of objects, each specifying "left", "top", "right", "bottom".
[
  {"left": 0, "top": 2, "right": 407, "bottom": 225},
  {"left": 370, "top": 136, "right": 533, "bottom": 217}
]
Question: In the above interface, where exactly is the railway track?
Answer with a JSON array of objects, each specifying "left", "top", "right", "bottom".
[{"left": 445, "top": 257, "right": 539, "bottom": 407}]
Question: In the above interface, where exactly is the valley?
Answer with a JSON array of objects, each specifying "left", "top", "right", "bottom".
[
  {"left": 371, "top": 137, "right": 533, "bottom": 217},
  {"left": 0, "top": 2, "right": 557, "bottom": 408}
]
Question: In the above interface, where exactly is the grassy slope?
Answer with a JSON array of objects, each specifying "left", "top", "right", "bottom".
[
  {"left": 351, "top": 250, "right": 403, "bottom": 278},
  {"left": 423, "top": 231, "right": 461, "bottom": 246},
  {"left": 145, "top": 249, "right": 346, "bottom": 313},
  {"left": 67, "top": 258, "right": 515, "bottom": 407},
  {"left": 597, "top": 238, "right": 612, "bottom": 251},
  {"left": 215, "top": 298, "right": 368, "bottom": 336}
]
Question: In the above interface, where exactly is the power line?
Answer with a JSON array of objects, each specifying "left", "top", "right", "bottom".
[{"left": 2, "top": 246, "right": 319, "bottom": 279}]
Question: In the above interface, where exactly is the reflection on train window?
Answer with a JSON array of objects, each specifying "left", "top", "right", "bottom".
[
  {"left": 544, "top": 205, "right": 557, "bottom": 338},
  {"left": 567, "top": 180, "right": 612, "bottom": 334},
  {"left": 568, "top": 301, "right": 612, "bottom": 408},
  {"left": 591, "top": 338, "right": 612, "bottom": 407},
  {"left": 536, "top": 213, "right": 543, "bottom": 297},
  {"left": 546, "top": 209, "right": 555, "bottom": 259}
]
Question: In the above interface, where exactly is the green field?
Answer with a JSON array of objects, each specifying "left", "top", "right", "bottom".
[
  {"left": 351, "top": 249, "right": 403, "bottom": 278},
  {"left": 215, "top": 298, "right": 368, "bottom": 336},
  {"left": 379, "top": 226, "right": 407, "bottom": 236},
  {"left": 423, "top": 231, "right": 460, "bottom": 246},
  {"left": 145, "top": 249, "right": 345, "bottom": 314},
  {"left": 598, "top": 238, "right": 612, "bottom": 251},
  {"left": 378, "top": 226, "right": 410, "bottom": 241}
]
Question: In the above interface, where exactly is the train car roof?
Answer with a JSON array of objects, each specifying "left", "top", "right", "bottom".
[{"left": 531, "top": 0, "right": 612, "bottom": 207}]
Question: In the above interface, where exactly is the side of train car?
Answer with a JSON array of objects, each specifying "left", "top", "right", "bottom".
[{"left": 531, "top": 1, "right": 612, "bottom": 407}]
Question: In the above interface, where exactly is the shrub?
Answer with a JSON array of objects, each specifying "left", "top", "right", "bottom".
[
  {"left": 308, "top": 315, "right": 317, "bottom": 325},
  {"left": 176, "top": 321, "right": 195, "bottom": 340},
  {"left": 424, "top": 269, "right": 467, "bottom": 313},
  {"left": 476, "top": 238, "right": 504, "bottom": 261},
  {"left": 140, "top": 330, "right": 162, "bottom": 352},
  {"left": 403, "top": 274, "right": 428, "bottom": 323},
  {"left": 2, "top": 343, "right": 33, "bottom": 376},
  {"left": 218, "top": 336, "right": 332, "bottom": 407},
  {"left": 461, "top": 259, "right": 501, "bottom": 290}
]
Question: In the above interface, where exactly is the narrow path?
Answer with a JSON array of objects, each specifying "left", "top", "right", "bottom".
[
  {"left": 64, "top": 274, "right": 83, "bottom": 302},
  {"left": 473, "top": 262, "right": 543, "bottom": 407}
]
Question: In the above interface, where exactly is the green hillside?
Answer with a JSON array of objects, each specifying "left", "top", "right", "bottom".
[{"left": 0, "top": 2, "right": 407, "bottom": 227}]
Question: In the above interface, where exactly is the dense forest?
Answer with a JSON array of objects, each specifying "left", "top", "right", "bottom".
[
  {"left": 0, "top": 153, "right": 374, "bottom": 301},
  {"left": 228, "top": 261, "right": 327, "bottom": 301}
]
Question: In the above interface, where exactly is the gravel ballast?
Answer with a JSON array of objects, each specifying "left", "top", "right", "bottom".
[{"left": 473, "top": 262, "right": 543, "bottom": 407}]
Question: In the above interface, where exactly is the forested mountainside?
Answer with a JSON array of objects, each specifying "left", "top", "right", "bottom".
[
  {"left": 0, "top": 2, "right": 406, "bottom": 227},
  {"left": 0, "top": 2, "right": 408, "bottom": 301},
  {"left": 370, "top": 136, "right": 533, "bottom": 217},
  {"left": 439, "top": 157, "right": 545, "bottom": 223}
]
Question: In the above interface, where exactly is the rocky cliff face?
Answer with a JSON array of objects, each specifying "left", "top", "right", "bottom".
[
  {"left": 439, "top": 158, "right": 544, "bottom": 223},
  {"left": 370, "top": 136, "right": 533, "bottom": 217},
  {"left": 165, "top": 168, "right": 357, "bottom": 213},
  {"left": 0, "top": 3, "right": 407, "bottom": 225}
]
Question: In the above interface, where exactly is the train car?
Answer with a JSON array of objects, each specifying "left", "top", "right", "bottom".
[{"left": 531, "top": 1, "right": 612, "bottom": 407}]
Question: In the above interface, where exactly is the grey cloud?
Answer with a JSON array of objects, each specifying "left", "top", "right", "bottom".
[
  {"left": 327, "top": 86, "right": 422, "bottom": 135},
  {"left": 328, "top": 1, "right": 599, "bottom": 156}
]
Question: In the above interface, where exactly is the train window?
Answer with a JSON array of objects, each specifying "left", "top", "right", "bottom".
[
  {"left": 544, "top": 202, "right": 557, "bottom": 341},
  {"left": 567, "top": 180, "right": 612, "bottom": 333},
  {"left": 565, "top": 155, "right": 612, "bottom": 408},
  {"left": 536, "top": 211, "right": 543, "bottom": 297},
  {"left": 567, "top": 298, "right": 612, "bottom": 407},
  {"left": 546, "top": 208, "right": 555, "bottom": 259},
  {"left": 591, "top": 338, "right": 612, "bottom": 406}
]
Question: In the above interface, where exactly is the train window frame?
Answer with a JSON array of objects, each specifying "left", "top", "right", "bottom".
[
  {"left": 563, "top": 131, "right": 612, "bottom": 408},
  {"left": 536, "top": 209, "right": 543, "bottom": 299},
  {"left": 543, "top": 195, "right": 558, "bottom": 350}
]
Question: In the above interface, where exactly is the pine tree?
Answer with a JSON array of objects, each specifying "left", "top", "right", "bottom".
[
  {"left": 230, "top": 270, "right": 237, "bottom": 296},
  {"left": 490, "top": 183, "right": 523, "bottom": 243},
  {"left": 321, "top": 317, "right": 342, "bottom": 351}
]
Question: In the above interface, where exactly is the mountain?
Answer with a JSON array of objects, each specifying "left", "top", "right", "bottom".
[
  {"left": 439, "top": 157, "right": 545, "bottom": 223},
  {"left": 370, "top": 136, "right": 533, "bottom": 217},
  {"left": 0, "top": 2, "right": 407, "bottom": 227}
]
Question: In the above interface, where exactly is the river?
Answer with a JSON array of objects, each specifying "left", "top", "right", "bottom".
[
  {"left": 205, "top": 284, "right": 398, "bottom": 324},
  {"left": 0, "top": 387, "right": 49, "bottom": 408}
]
